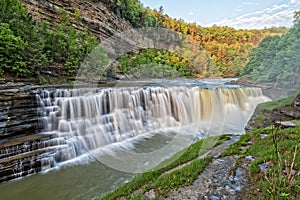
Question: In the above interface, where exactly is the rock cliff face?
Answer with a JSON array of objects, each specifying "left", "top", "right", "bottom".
[
  {"left": 0, "top": 84, "right": 38, "bottom": 139},
  {"left": 0, "top": 84, "right": 77, "bottom": 183},
  {"left": 21, "top": 0, "right": 132, "bottom": 40},
  {"left": 0, "top": 84, "right": 41, "bottom": 182}
]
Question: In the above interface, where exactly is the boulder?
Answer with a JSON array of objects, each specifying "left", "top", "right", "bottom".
[{"left": 274, "top": 121, "right": 297, "bottom": 129}]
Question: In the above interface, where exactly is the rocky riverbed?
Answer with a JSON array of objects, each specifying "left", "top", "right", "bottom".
[
  {"left": 162, "top": 156, "right": 244, "bottom": 200},
  {"left": 141, "top": 136, "right": 250, "bottom": 200}
]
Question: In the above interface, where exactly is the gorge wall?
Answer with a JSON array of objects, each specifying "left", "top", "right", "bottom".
[
  {"left": 21, "top": 0, "right": 132, "bottom": 40},
  {"left": 0, "top": 84, "right": 41, "bottom": 182},
  {"left": 0, "top": 84, "right": 38, "bottom": 139}
]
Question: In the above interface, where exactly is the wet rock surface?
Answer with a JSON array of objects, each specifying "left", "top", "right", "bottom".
[
  {"left": 0, "top": 83, "right": 38, "bottom": 139},
  {"left": 274, "top": 121, "right": 297, "bottom": 128},
  {"left": 142, "top": 136, "right": 249, "bottom": 200},
  {"left": 0, "top": 84, "right": 59, "bottom": 183},
  {"left": 162, "top": 156, "right": 248, "bottom": 200}
]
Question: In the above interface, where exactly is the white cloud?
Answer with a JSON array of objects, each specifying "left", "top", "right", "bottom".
[
  {"left": 233, "top": 8, "right": 243, "bottom": 14},
  {"left": 205, "top": 1, "right": 297, "bottom": 29}
]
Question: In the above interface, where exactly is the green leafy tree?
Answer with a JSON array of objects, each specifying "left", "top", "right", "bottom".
[
  {"left": 0, "top": 23, "right": 26, "bottom": 76},
  {"left": 241, "top": 12, "right": 300, "bottom": 85},
  {"left": 0, "top": 0, "right": 46, "bottom": 76}
]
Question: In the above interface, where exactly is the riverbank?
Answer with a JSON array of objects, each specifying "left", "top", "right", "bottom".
[
  {"left": 101, "top": 134, "right": 235, "bottom": 200},
  {"left": 101, "top": 93, "right": 300, "bottom": 200},
  {"left": 100, "top": 122, "right": 300, "bottom": 200}
]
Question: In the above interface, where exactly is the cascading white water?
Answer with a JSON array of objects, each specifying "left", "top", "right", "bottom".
[{"left": 36, "top": 86, "right": 269, "bottom": 164}]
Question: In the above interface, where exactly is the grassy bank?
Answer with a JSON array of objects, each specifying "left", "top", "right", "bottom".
[
  {"left": 222, "top": 93, "right": 300, "bottom": 199},
  {"left": 101, "top": 124, "right": 299, "bottom": 200},
  {"left": 101, "top": 135, "right": 230, "bottom": 200},
  {"left": 247, "top": 93, "right": 299, "bottom": 129},
  {"left": 222, "top": 120, "right": 300, "bottom": 199},
  {"left": 102, "top": 94, "right": 300, "bottom": 200}
]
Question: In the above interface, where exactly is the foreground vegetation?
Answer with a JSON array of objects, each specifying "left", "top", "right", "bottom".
[
  {"left": 102, "top": 93, "right": 300, "bottom": 200},
  {"left": 222, "top": 121, "right": 300, "bottom": 199},
  {"left": 101, "top": 123, "right": 300, "bottom": 200},
  {"left": 103, "top": 126, "right": 300, "bottom": 199},
  {"left": 101, "top": 135, "right": 230, "bottom": 199},
  {"left": 222, "top": 93, "right": 300, "bottom": 199}
]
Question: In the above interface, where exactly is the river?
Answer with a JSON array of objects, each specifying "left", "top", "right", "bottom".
[{"left": 0, "top": 79, "right": 270, "bottom": 199}]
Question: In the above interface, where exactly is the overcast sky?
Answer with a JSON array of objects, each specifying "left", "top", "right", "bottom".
[{"left": 140, "top": 0, "right": 300, "bottom": 29}]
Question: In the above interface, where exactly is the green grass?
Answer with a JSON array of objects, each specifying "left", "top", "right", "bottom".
[
  {"left": 256, "top": 93, "right": 298, "bottom": 111},
  {"left": 245, "top": 122, "right": 300, "bottom": 199},
  {"left": 221, "top": 120, "right": 300, "bottom": 199},
  {"left": 220, "top": 129, "right": 263, "bottom": 157},
  {"left": 248, "top": 93, "right": 299, "bottom": 128},
  {"left": 101, "top": 135, "right": 230, "bottom": 200},
  {"left": 149, "top": 157, "right": 212, "bottom": 196},
  {"left": 155, "top": 134, "right": 230, "bottom": 171}
]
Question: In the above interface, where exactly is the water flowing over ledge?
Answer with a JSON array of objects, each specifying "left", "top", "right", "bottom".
[{"left": 0, "top": 84, "right": 270, "bottom": 182}]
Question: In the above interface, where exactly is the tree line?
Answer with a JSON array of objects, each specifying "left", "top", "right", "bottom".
[
  {"left": 0, "top": 0, "right": 290, "bottom": 80},
  {"left": 240, "top": 11, "right": 300, "bottom": 85},
  {"left": 107, "top": 0, "right": 288, "bottom": 78}
]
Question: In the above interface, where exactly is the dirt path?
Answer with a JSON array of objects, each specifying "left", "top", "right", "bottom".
[{"left": 145, "top": 136, "right": 249, "bottom": 200}]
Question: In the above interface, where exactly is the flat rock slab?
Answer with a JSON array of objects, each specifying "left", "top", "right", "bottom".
[{"left": 275, "top": 121, "right": 297, "bottom": 128}]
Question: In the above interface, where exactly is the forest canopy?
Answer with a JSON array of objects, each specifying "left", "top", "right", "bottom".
[
  {"left": 0, "top": 0, "right": 291, "bottom": 80},
  {"left": 240, "top": 11, "right": 300, "bottom": 85},
  {"left": 109, "top": 0, "right": 289, "bottom": 78},
  {"left": 0, "top": 0, "right": 99, "bottom": 78}
]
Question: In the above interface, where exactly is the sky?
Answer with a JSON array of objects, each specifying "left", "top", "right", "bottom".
[{"left": 140, "top": 0, "right": 300, "bottom": 29}]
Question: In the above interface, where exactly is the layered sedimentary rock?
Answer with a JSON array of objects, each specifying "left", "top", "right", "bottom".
[
  {"left": 0, "top": 83, "right": 38, "bottom": 139},
  {"left": 0, "top": 84, "right": 43, "bottom": 182},
  {"left": 21, "top": 0, "right": 132, "bottom": 40}
]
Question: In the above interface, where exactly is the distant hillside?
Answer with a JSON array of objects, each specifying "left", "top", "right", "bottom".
[
  {"left": 0, "top": 0, "right": 290, "bottom": 83},
  {"left": 102, "top": 0, "right": 289, "bottom": 78},
  {"left": 240, "top": 11, "right": 300, "bottom": 98}
]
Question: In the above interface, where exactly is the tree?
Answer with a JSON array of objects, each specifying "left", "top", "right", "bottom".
[
  {"left": 0, "top": 23, "right": 26, "bottom": 76},
  {"left": 240, "top": 11, "right": 300, "bottom": 84},
  {"left": 0, "top": 0, "right": 46, "bottom": 76}
]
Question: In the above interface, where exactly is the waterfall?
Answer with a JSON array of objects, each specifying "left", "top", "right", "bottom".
[{"left": 36, "top": 86, "right": 269, "bottom": 164}]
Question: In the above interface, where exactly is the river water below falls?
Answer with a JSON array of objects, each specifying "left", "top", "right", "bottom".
[
  {"left": 0, "top": 79, "right": 270, "bottom": 199},
  {"left": 0, "top": 133, "right": 178, "bottom": 200}
]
